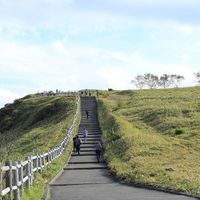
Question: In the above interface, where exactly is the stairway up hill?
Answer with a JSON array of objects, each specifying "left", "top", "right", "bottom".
[{"left": 76, "top": 96, "right": 102, "bottom": 157}]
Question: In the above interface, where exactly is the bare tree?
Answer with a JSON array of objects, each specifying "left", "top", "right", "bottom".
[
  {"left": 159, "top": 74, "right": 172, "bottom": 88},
  {"left": 132, "top": 73, "right": 184, "bottom": 89},
  {"left": 170, "top": 74, "right": 185, "bottom": 87},
  {"left": 194, "top": 72, "right": 200, "bottom": 85},
  {"left": 131, "top": 75, "right": 146, "bottom": 89},
  {"left": 143, "top": 73, "right": 159, "bottom": 89}
]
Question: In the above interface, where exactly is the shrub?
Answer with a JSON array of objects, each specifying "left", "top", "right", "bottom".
[{"left": 175, "top": 128, "right": 185, "bottom": 135}]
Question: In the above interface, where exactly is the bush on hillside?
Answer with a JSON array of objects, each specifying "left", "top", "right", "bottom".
[
  {"left": 0, "top": 105, "right": 15, "bottom": 132},
  {"left": 118, "top": 90, "right": 133, "bottom": 95},
  {"left": 175, "top": 128, "right": 185, "bottom": 135}
]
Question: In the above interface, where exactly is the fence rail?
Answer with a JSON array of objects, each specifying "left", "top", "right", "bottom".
[{"left": 0, "top": 96, "right": 80, "bottom": 200}]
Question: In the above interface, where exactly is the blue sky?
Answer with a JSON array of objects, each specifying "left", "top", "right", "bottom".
[{"left": 0, "top": 0, "right": 200, "bottom": 107}]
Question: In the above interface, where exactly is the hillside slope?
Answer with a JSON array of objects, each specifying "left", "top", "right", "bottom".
[
  {"left": 0, "top": 94, "right": 76, "bottom": 163},
  {"left": 97, "top": 87, "right": 200, "bottom": 195}
]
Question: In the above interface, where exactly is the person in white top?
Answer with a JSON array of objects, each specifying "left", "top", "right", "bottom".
[{"left": 83, "top": 128, "right": 88, "bottom": 143}]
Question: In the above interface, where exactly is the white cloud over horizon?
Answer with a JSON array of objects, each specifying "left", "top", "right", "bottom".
[
  {"left": 0, "top": 88, "right": 24, "bottom": 108},
  {"left": 0, "top": 0, "right": 200, "bottom": 108}
]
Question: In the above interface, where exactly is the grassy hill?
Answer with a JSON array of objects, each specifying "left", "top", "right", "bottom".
[
  {"left": 0, "top": 94, "right": 76, "bottom": 163},
  {"left": 97, "top": 87, "right": 200, "bottom": 196},
  {"left": 0, "top": 94, "right": 80, "bottom": 199}
]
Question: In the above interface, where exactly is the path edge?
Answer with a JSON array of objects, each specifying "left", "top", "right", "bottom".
[
  {"left": 42, "top": 148, "right": 73, "bottom": 200},
  {"left": 106, "top": 167, "right": 200, "bottom": 199}
]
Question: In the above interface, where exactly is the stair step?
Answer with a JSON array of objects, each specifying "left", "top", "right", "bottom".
[
  {"left": 80, "top": 122, "right": 98, "bottom": 124},
  {"left": 64, "top": 166, "right": 107, "bottom": 170},
  {"left": 78, "top": 129, "right": 100, "bottom": 131},
  {"left": 79, "top": 139, "right": 101, "bottom": 141},
  {"left": 79, "top": 148, "right": 95, "bottom": 151},
  {"left": 81, "top": 145, "right": 95, "bottom": 148},
  {"left": 80, "top": 149, "right": 96, "bottom": 152},
  {"left": 78, "top": 128, "right": 100, "bottom": 129},
  {"left": 78, "top": 133, "right": 100, "bottom": 134},
  {"left": 79, "top": 134, "right": 101, "bottom": 136},
  {"left": 79, "top": 129, "right": 99, "bottom": 131},
  {"left": 68, "top": 161, "right": 100, "bottom": 164},
  {"left": 71, "top": 153, "right": 96, "bottom": 156},
  {"left": 81, "top": 142, "right": 96, "bottom": 145},
  {"left": 78, "top": 137, "right": 101, "bottom": 139},
  {"left": 66, "top": 163, "right": 106, "bottom": 169},
  {"left": 78, "top": 134, "right": 101, "bottom": 137}
]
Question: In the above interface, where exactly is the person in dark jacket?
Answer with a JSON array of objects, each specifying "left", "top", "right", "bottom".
[
  {"left": 73, "top": 135, "right": 77, "bottom": 153},
  {"left": 75, "top": 135, "right": 82, "bottom": 155},
  {"left": 95, "top": 141, "right": 102, "bottom": 163}
]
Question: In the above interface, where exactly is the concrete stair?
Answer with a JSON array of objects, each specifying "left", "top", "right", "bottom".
[{"left": 50, "top": 96, "right": 107, "bottom": 195}]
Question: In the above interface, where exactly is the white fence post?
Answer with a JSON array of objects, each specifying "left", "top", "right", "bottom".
[
  {"left": 13, "top": 162, "right": 20, "bottom": 200},
  {"left": 30, "top": 156, "right": 33, "bottom": 185},
  {"left": 38, "top": 154, "right": 42, "bottom": 173},
  {"left": 36, "top": 154, "right": 39, "bottom": 172},
  {"left": 52, "top": 150, "right": 54, "bottom": 160},
  {"left": 0, "top": 166, "right": 2, "bottom": 200},
  {"left": 25, "top": 157, "right": 30, "bottom": 188},
  {"left": 41, "top": 154, "right": 44, "bottom": 169},
  {"left": 42, "top": 154, "right": 45, "bottom": 168},
  {"left": 47, "top": 152, "right": 49, "bottom": 165},
  {"left": 5, "top": 160, "right": 13, "bottom": 200},
  {"left": 18, "top": 161, "right": 24, "bottom": 197}
]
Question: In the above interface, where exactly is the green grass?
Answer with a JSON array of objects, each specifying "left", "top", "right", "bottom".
[
  {"left": 0, "top": 95, "right": 76, "bottom": 162},
  {"left": 97, "top": 87, "right": 200, "bottom": 195},
  {"left": 22, "top": 111, "right": 81, "bottom": 200},
  {"left": 0, "top": 94, "right": 80, "bottom": 199},
  {"left": 22, "top": 146, "right": 72, "bottom": 200}
]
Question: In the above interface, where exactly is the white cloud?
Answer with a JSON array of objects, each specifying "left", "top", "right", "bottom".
[
  {"left": 172, "top": 24, "right": 194, "bottom": 35},
  {"left": 0, "top": 38, "right": 131, "bottom": 91},
  {"left": 68, "top": 0, "right": 200, "bottom": 26},
  {"left": 0, "top": 37, "right": 197, "bottom": 88},
  {"left": 0, "top": 0, "right": 200, "bottom": 107},
  {"left": 0, "top": 88, "right": 24, "bottom": 108},
  {"left": 99, "top": 67, "right": 132, "bottom": 90},
  {"left": 0, "top": 0, "right": 199, "bottom": 35}
]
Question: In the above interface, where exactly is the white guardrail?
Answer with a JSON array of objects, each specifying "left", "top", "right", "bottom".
[{"left": 0, "top": 96, "right": 80, "bottom": 200}]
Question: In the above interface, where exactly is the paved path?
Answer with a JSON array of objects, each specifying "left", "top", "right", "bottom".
[{"left": 49, "top": 96, "right": 197, "bottom": 200}]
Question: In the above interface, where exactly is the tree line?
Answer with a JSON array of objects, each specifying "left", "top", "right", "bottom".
[
  {"left": 132, "top": 72, "right": 200, "bottom": 89},
  {"left": 131, "top": 73, "right": 184, "bottom": 89}
]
